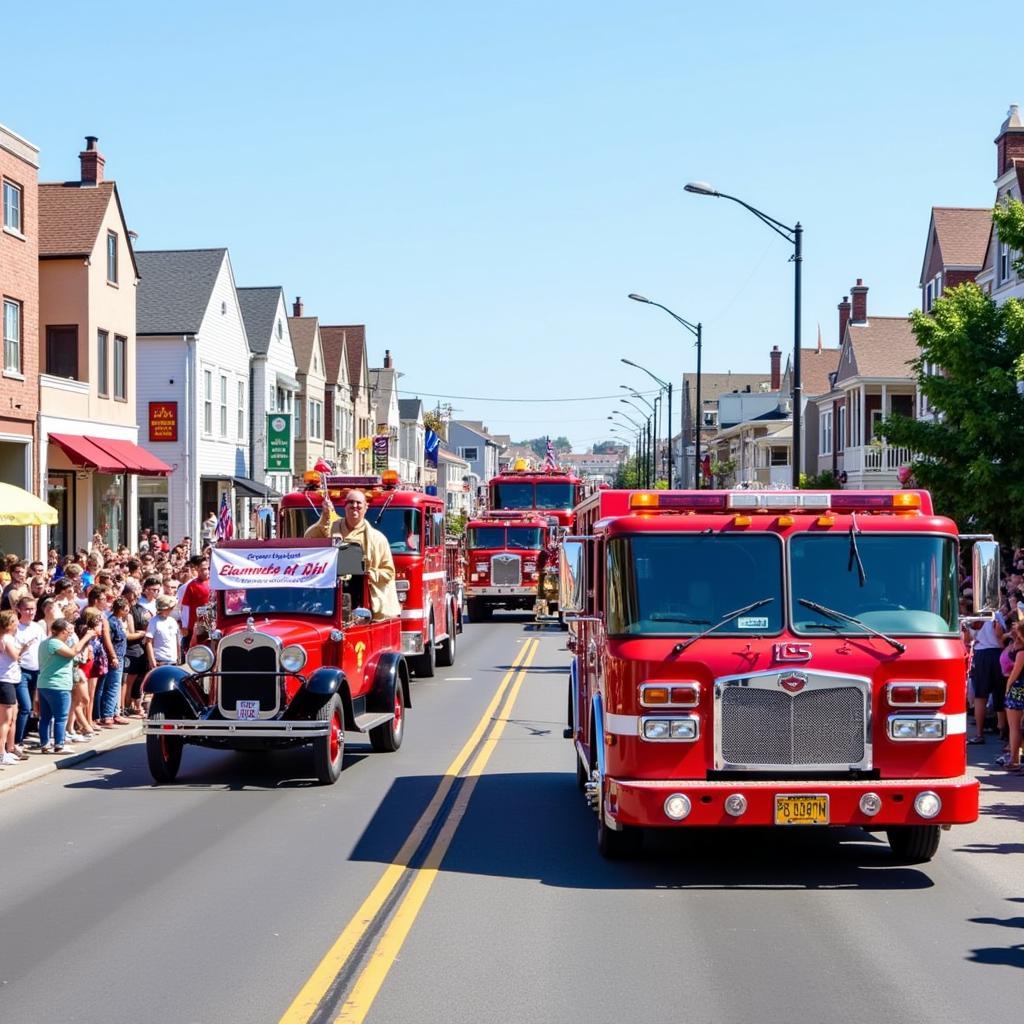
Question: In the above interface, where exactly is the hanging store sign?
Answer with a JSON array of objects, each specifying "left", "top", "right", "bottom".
[
  {"left": 266, "top": 413, "right": 292, "bottom": 472},
  {"left": 149, "top": 402, "right": 178, "bottom": 442},
  {"left": 372, "top": 434, "right": 389, "bottom": 471}
]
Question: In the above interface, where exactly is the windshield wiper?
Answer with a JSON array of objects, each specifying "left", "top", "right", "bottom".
[
  {"left": 848, "top": 511, "right": 866, "bottom": 587},
  {"left": 649, "top": 614, "right": 711, "bottom": 624},
  {"left": 675, "top": 597, "right": 774, "bottom": 653},
  {"left": 373, "top": 490, "right": 397, "bottom": 528},
  {"left": 797, "top": 598, "right": 905, "bottom": 653}
]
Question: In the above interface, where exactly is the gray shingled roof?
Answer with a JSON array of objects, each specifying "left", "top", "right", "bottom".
[
  {"left": 237, "top": 287, "right": 284, "bottom": 356},
  {"left": 136, "top": 249, "right": 226, "bottom": 335},
  {"left": 398, "top": 398, "right": 423, "bottom": 420}
]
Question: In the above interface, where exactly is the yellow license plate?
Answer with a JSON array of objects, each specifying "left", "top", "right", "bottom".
[{"left": 774, "top": 794, "right": 829, "bottom": 826}]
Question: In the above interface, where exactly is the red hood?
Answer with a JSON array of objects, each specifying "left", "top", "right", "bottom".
[{"left": 218, "top": 617, "right": 334, "bottom": 646}]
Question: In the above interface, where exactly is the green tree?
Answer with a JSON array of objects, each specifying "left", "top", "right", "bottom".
[
  {"left": 592, "top": 440, "right": 620, "bottom": 454},
  {"left": 515, "top": 436, "right": 572, "bottom": 459},
  {"left": 423, "top": 409, "right": 446, "bottom": 440},
  {"left": 878, "top": 278, "right": 1024, "bottom": 542}
]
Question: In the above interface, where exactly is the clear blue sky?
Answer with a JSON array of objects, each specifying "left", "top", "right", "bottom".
[{"left": 6, "top": 2, "right": 1015, "bottom": 451}]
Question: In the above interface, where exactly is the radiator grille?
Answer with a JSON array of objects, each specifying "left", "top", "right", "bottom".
[
  {"left": 720, "top": 684, "right": 866, "bottom": 767},
  {"left": 219, "top": 644, "right": 279, "bottom": 716},
  {"left": 491, "top": 554, "right": 521, "bottom": 586}
]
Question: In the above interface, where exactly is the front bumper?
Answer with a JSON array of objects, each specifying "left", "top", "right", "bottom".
[
  {"left": 605, "top": 774, "right": 980, "bottom": 828},
  {"left": 143, "top": 719, "right": 329, "bottom": 739},
  {"left": 466, "top": 586, "right": 535, "bottom": 597}
]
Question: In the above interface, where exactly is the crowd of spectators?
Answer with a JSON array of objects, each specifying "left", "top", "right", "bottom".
[
  {"left": 0, "top": 529, "right": 210, "bottom": 762},
  {"left": 964, "top": 546, "right": 1024, "bottom": 774}
]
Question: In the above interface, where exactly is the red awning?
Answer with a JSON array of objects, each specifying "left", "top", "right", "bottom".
[
  {"left": 48, "top": 434, "right": 172, "bottom": 477},
  {"left": 88, "top": 438, "right": 172, "bottom": 477},
  {"left": 48, "top": 433, "right": 127, "bottom": 474}
]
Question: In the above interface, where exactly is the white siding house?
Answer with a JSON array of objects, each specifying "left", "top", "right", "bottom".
[{"left": 135, "top": 248, "right": 255, "bottom": 542}]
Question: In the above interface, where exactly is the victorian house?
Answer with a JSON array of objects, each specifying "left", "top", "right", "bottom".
[
  {"left": 340, "top": 325, "right": 374, "bottom": 475},
  {"left": 370, "top": 350, "right": 401, "bottom": 474},
  {"left": 289, "top": 298, "right": 333, "bottom": 475},
  {"left": 318, "top": 326, "right": 355, "bottom": 472},
  {"left": 976, "top": 105, "right": 1024, "bottom": 304}
]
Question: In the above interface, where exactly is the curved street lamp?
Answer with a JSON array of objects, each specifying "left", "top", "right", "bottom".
[
  {"left": 683, "top": 182, "right": 802, "bottom": 486},
  {"left": 610, "top": 410, "right": 648, "bottom": 486},
  {"left": 621, "top": 347, "right": 674, "bottom": 489},
  {"left": 620, "top": 400, "right": 655, "bottom": 485}
]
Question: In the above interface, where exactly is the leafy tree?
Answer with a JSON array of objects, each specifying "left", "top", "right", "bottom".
[
  {"left": 592, "top": 440, "right": 622, "bottom": 454},
  {"left": 423, "top": 410, "right": 446, "bottom": 440},
  {"left": 878, "top": 278, "right": 1024, "bottom": 542},
  {"left": 515, "top": 436, "right": 572, "bottom": 459}
]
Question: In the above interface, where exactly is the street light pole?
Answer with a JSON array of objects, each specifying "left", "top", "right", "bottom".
[
  {"left": 627, "top": 299, "right": 698, "bottom": 488},
  {"left": 684, "top": 183, "right": 801, "bottom": 487},
  {"left": 621, "top": 398, "right": 654, "bottom": 486},
  {"left": 610, "top": 413, "right": 644, "bottom": 486}
]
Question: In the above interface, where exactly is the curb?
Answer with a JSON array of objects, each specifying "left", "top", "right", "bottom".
[{"left": 0, "top": 723, "right": 144, "bottom": 796}]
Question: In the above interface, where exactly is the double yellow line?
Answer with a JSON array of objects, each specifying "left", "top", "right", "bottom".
[{"left": 279, "top": 637, "right": 540, "bottom": 1024}]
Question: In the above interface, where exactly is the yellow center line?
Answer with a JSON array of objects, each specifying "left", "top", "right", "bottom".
[
  {"left": 336, "top": 638, "right": 539, "bottom": 1023},
  {"left": 278, "top": 638, "right": 539, "bottom": 1024}
]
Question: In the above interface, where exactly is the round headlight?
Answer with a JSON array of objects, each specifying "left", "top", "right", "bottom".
[
  {"left": 281, "top": 645, "right": 307, "bottom": 673},
  {"left": 186, "top": 645, "right": 214, "bottom": 673},
  {"left": 859, "top": 792, "right": 882, "bottom": 817},
  {"left": 914, "top": 791, "right": 941, "bottom": 819},
  {"left": 664, "top": 793, "right": 692, "bottom": 821}
]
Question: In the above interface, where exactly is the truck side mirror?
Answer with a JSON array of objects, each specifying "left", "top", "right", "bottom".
[
  {"left": 352, "top": 607, "right": 373, "bottom": 624},
  {"left": 559, "top": 540, "right": 587, "bottom": 615},
  {"left": 971, "top": 540, "right": 1000, "bottom": 616}
]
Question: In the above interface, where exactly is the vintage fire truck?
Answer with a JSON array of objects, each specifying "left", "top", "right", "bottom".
[
  {"left": 487, "top": 464, "right": 584, "bottom": 530},
  {"left": 561, "top": 488, "right": 998, "bottom": 862},
  {"left": 142, "top": 538, "right": 411, "bottom": 785},
  {"left": 278, "top": 472, "right": 460, "bottom": 677},
  {"left": 464, "top": 510, "right": 551, "bottom": 620}
]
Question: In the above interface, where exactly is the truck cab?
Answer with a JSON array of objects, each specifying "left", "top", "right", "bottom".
[
  {"left": 464, "top": 510, "right": 549, "bottom": 620},
  {"left": 142, "top": 537, "right": 410, "bottom": 785}
]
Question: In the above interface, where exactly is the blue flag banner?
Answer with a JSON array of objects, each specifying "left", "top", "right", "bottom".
[{"left": 425, "top": 429, "right": 440, "bottom": 467}]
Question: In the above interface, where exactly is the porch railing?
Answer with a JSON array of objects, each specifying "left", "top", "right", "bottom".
[{"left": 844, "top": 444, "right": 914, "bottom": 474}]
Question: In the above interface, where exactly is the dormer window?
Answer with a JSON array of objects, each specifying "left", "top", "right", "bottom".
[{"left": 106, "top": 231, "right": 118, "bottom": 284}]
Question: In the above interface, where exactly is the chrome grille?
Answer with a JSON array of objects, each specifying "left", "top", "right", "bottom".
[
  {"left": 491, "top": 554, "right": 521, "bottom": 586},
  {"left": 217, "top": 636, "right": 281, "bottom": 719},
  {"left": 717, "top": 674, "right": 869, "bottom": 770}
]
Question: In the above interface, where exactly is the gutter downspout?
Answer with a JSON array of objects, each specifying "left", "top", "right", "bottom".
[{"left": 184, "top": 335, "right": 196, "bottom": 539}]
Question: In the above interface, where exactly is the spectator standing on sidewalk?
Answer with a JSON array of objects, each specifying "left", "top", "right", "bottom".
[
  {"left": 98, "top": 597, "right": 129, "bottom": 726},
  {"left": 13, "top": 596, "right": 44, "bottom": 752},
  {"left": 180, "top": 556, "right": 211, "bottom": 649},
  {"left": 0, "top": 610, "right": 28, "bottom": 764},
  {"left": 38, "top": 619, "right": 96, "bottom": 754},
  {"left": 968, "top": 611, "right": 1006, "bottom": 744},
  {"left": 145, "top": 595, "right": 181, "bottom": 669},
  {"left": 121, "top": 580, "right": 149, "bottom": 716}
]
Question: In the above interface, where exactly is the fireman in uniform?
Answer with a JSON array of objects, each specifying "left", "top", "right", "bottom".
[{"left": 305, "top": 489, "right": 400, "bottom": 620}]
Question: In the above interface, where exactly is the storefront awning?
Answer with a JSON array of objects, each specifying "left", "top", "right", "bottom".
[
  {"left": 48, "top": 433, "right": 172, "bottom": 476},
  {"left": 90, "top": 438, "right": 172, "bottom": 476},
  {"left": 49, "top": 433, "right": 127, "bottom": 474}
]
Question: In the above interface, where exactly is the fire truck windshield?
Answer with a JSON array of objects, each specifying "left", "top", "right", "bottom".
[
  {"left": 491, "top": 482, "right": 575, "bottom": 510},
  {"left": 790, "top": 534, "right": 958, "bottom": 635},
  {"left": 606, "top": 534, "right": 784, "bottom": 636},
  {"left": 222, "top": 587, "right": 337, "bottom": 617},
  {"left": 468, "top": 526, "right": 544, "bottom": 550},
  {"left": 374, "top": 508, "right": 423, "bottom": 554}
]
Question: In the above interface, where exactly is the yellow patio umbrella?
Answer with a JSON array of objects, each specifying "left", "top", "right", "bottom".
[{"left": 0, "top": 482, "right": 58, "bottom": 526}]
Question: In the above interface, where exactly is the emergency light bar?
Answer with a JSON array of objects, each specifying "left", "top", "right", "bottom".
[{"left": 627, "top": 490, "right": 924, "bottom": 513}]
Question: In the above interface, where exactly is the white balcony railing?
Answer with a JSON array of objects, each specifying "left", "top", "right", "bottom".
[{"left": 843, "top": 444, "right": 913, "bottom": 474}]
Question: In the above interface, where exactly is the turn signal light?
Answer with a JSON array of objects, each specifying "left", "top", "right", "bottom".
[
  {"left": 887, "top": 682, "right": 947, "bottom": 707},
  {"left": 732, "top": 515, "right": 752, "bottom": 527}
]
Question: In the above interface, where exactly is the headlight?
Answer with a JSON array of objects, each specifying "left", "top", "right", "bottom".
[
  {"left": 280, "top": 645, "right": 307, "bottom": 673},
  {"left": 186, "top": 645, "right": 214, "bottom": 673},
  {"left": 914, "top": 791, "right": 941, "bottom": 819},
  {"left": 643, "top": 719, "right": 671, "bottom": 739},
  {"left": 664, "top": 793, "right": 691, "bottom": 820},
  {"left": 475, "top": 563, "right": 487, "bottom": 573}
]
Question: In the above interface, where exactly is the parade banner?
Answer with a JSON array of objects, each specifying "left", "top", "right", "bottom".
[
  {"left": 372, "top": 434, "right": 389, "bottom": 471},
  {"left": 210, "top": 546, "right": 338, "bottom": 590},
  {"left": 266, "top": 413, "right": 292, "bottom": 472}
]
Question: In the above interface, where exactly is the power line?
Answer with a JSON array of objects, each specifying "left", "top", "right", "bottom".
[{"left": 397, "top": 387, "right": 659, "bottom": 403}]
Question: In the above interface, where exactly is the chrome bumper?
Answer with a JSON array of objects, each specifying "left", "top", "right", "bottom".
[
  {"left": 466, "top": 586, "right": 535, "bottom": 597},
  {"left": 143, "top": 719, "right": 329, "bottom": 738}
]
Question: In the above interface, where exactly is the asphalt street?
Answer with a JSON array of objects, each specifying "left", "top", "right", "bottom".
[{"left": 0, "top": 615, "right": 1020, "bottom": 1024}]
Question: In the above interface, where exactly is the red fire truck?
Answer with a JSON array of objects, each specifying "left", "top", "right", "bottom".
[
  {"left": 142, "top": 537, "right": 409, "bottom": 785},
  {"left": 464, "top": 510, "right": 551, "bottom": 620},
  {"left": 487, "top": 465, "right": 584, "bottom": 529},
  {"left": 278, "top": 472, "right": 460, "bottom": 677},
  {"left": 561, "top": 488, "right": 998, "bottom": 862}
]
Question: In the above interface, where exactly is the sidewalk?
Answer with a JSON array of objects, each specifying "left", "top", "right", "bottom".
[{"left": 0, "top": 720, "right": 143, "bottom": 795}]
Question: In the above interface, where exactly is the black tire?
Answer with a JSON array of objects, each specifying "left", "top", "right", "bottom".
[
  {"left": 885, "top": 825, "right": 941, "bottom": 863},
  {"left": 146, "top": 698, "right": 183, "bottom": 784},
  {"left": 369, "top": 678, "right": 405, "bottom": 752},
  {"left": 468, "top": 598, "right": 491, "bottom": 622},
  {"left": 313, "top": 693, "right": 345, "bottom": 784},
  {"left": 412, "top": 617, "right": 436, "bottom": 678},
  {"left": 436, "top": 607, "right": 456, "bottom": 667}
]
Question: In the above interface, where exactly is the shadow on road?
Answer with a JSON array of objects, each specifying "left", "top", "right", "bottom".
[{"left": 349, "top": 770, "right": 937, "bottom": 891}]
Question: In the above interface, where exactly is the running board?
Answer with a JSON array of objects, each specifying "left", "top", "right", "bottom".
[{"left": 353, "top": 712, "right": 394, "bottom": 733}]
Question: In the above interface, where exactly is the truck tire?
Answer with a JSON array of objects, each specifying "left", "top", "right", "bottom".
[
  {"left": 597, "top": 803, "right": 642, "bottom": 860},
  {"left": 468, "top": 598, "right": 491, "bottom": 622},
  {"left": 313, "top": 693, "right": 345, "bottom": 784},
  {"left": 412, "top": 617, "right": 436, "bottom": 678},
  {"left": 885, "top": 825, "right": 941, "bottom": 863},
  {"left": 146, "top": 697, "right": 183, "bottom": 784},
  {"left": 369, "top": 679, "right": 405, "bottom": 752},
  {"left": 436, "top": 607, "right": 456, "bottom": 667}
]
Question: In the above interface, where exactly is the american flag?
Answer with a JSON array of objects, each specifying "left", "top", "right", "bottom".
[
  {"left": 544, "top": 437, "right": 557, "bottom": 471},
  {"left": 217, "top": 493, "right": 234, "bottom": 540}
]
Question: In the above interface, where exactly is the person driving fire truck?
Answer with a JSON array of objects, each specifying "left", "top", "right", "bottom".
[{"left": 304, "top": 488, "right": 400, "bottom": 620}]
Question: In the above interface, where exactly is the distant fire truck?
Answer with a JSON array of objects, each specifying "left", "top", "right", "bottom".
[
  {"left": 464, "top": 510, "right": 550, "bottom": 620},
  {"left": 279, "top": 472, "right": 460, "bottom": 677},
  {"left": 561, "top": 488, "right": 997, "bottom": 862},
  {"left": 487, "top": 465, "right": 584, "bottom": 530}
]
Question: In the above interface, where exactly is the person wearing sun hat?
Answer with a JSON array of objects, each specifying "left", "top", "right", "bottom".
[{"left": 144, "top": 594, "right": 181, "bottom": 670}]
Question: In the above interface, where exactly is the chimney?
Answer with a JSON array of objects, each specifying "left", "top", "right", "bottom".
[
  {"left": 850, "top": 279, "right": 868, "bottom": 324},
  {"left": 79, "top": 136, "right": 105, "bottom": 186},
  {"left": 995, "top": 104, "right": 1024, "bottom": 176},
  {"left": 769, "top": 345, "right": 781, "bottom": 390},
  {"left": 293, "top": 296, "right": 303, "bottom": 317},
  {"left": 838, "top": 295, "right": 851, "bottom": 340},
  {"left": 384, "top": 349, "right": 392, "bottom": 369}
]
